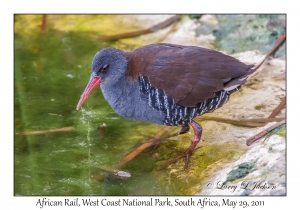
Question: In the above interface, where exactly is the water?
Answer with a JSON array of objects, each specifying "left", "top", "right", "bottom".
[
  {"left": 14, "top": 15, "right": 181, "bottom": 195},
  {"left": 14, "top": 14, "right": 285, "bottom": 196}
]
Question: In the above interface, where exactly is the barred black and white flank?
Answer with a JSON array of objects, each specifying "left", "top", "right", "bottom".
[{"left": 139, "top": 76, "right": 239, "bottom": 126}]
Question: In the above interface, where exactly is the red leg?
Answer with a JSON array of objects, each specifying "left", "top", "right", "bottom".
[
  {"left": 178, "top": 123, "right": 190, "bottom": 134},
  {"left": 160, "top": 120, "right": 202, "bottom": 170}
]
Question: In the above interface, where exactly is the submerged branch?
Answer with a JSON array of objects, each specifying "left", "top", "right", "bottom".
[
  {"left": 115, "top": 126, "right": 173, "bottom": 169},
  {"left": 41, "top": 14, "right": 47, "bottom": 33},
  {"left": 21, "top": 126, "right": 75, "bottom": 135}
]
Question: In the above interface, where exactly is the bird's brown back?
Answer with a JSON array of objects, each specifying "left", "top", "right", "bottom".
[{"left": 125, "top": 43, "right": 254, "bottom": 107}]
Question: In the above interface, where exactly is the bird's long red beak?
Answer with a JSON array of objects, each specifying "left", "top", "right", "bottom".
[{"left": 76, "top": 75, "right": 101, "bottom": 110}]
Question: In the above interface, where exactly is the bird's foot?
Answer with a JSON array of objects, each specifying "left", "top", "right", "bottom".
[
  {"left": 159, "top": 120, "right": 202, "bottom": 170},
  {"left": 150, "top": 124, "right": 190, "bottom": 155},
  {"left": 159, "top": 142, "right": 199, "bottom": 170}
]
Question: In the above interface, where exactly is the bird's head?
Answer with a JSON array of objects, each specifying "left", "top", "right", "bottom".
[{"left": 76, "top": 48, "right": 127, "bottom": 110}]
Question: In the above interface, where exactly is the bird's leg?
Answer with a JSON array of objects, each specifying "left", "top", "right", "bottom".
[
  {"left": 150, "top": 123, "right": 190, "bottom": 154},
  {"left": 160, "top": 120, "right": 202, "bottom": 170},
  {"left": 184, "top": 120, "right": 202, "bottom": 168},
  {"left": 178, "top": 123, "right": 190, "bottom": 134}
]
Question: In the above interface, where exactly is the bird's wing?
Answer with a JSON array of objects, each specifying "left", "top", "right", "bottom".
[{"left": 125, "top": 43, "right": 254, "bottom": 107}]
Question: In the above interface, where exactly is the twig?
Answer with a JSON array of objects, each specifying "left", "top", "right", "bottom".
[
  {"left": 240, "top": 118, "right": 285, "bottom": 122},
  {"left": 246, "top": 119, "right": 286, "bottom": 146},
  {"left": 21, "top": 126, "right": 75, "bottom": 135},
  {"left": 149, "top": 132, "right": 181, "bottom": 154},
  {"left": 244, "top": 34, "right": 286, "bottom": 146},
  {"left": 268, "top": 97, "right": 286, "bottom": 118},
  {"left": 115, "top": 126, "right": 172, "bottom": 169},
  {"left": 269, "top": 34, "right": 286, "bottom": 57},
  {"left": 99, "top": 15, "right": 181, "bottom": 41},
  {"left": 196, "top": 116, "right": 284, "bottom": 127},
  {"left": 252, "top": 34, "right": 286, "bottom": 73},
  {"left": 155, "top": 21, "right": 178, "bottom": 43},
  {"left": 41, "top": 15, "right": 47, "bottom": 38}
]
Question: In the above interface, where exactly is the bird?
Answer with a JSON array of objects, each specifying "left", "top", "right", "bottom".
[{"left": 76, "top": 43, "right": 255, "bottom": 169}]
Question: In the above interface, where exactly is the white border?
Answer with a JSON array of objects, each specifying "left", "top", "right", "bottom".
[{"left": 2, "top": 0, "right": 297, "bottom": 209}]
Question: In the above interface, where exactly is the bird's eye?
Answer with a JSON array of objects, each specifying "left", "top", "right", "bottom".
[{"left": 100, "top": 64, "right": 109, "bottom": 72}]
